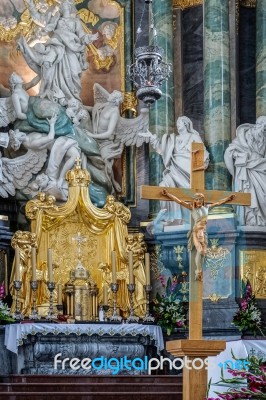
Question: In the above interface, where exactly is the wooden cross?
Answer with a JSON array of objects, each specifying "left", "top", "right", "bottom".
[{"left": 141, "top": 142, "right": 251, "bottom": 340}]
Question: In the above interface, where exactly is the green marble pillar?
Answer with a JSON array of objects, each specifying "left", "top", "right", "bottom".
[
  {"left": 256, "top": 0, "right": 266, "bottom": 117},
  {"left": 204, "top": 0, "right": 231, "bottom": 191},
  {"left": 149, "top": 0, "right": 175, "bottom": 216}
]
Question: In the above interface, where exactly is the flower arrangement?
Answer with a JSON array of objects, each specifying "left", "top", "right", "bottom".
[
  {"left": 0, "top": 282, "right": 14, "bottom": 323},
  {"left": 208, "top": 353, "right": 266, "bottom": 400},
  {"left": 232, "top": 281, "right": 265, "bottom": 337},
  {"left": 153, "top": 275, "right": 186, "bottom": 335}
]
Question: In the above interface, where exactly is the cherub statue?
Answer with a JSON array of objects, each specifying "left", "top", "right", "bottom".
[
  {"left": 66, "top": 99, "right": 90, "bottom": 126},
  {"left": 85, "top": 83, "right": 149, "bottom": 193}
]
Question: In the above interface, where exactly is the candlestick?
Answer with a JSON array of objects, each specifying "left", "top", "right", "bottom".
[
  {"left": 110, "top": 283, "right": 122, "bottom": 322},
  {"left": 15, "top": 247, "right": 20, "bottom": 281},
  {"left": 13, "top": 280, "right": 23, "bottom": 320},
  {"left": 103, "top": 284, "right": 108, "bottom": 305},
  {"left": 46, "top": 281, "right": 57, "bottom": 320},
  {"left": 31, "top": 247, "right": 37, "bottom": 281},
  {"left": 57, "top": 284, "right": 62, "bottom": 305},
  {"left": 29, "top": 280, "right": 40, "bottom": 320},
  {"left": 103, "top": 304, "right": 109, "bottom": 322},
  {"left": 47, "top": 248, "right": 53, "bottom": 282},
  {"left": 143, "top": 284, "right": 155, "bottom": 323},
  {"left": 111, "top": 251, "right": 117, "bottom": 283},
  {"left": 145, "top": 253, "right": 150, "bottom": 285},
  {"left": 128, "top": 251, "right": 134, "bottom": 285},
  {"left": 127, "top": 284, "right": 139, "bottom": 323}
]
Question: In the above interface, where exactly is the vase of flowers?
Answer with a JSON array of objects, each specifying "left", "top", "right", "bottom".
[
  {"left": 207, "top": 353, "right": 266, "bottom": 400},
  {"left": 153, "top": 275, "right": 186, "bottom": 336},
  {"left": 232, "top": 281, "right": 265, "bottom": 338},
  {"left": 0, "top": 282, "right": 14, "bottom": 324}
]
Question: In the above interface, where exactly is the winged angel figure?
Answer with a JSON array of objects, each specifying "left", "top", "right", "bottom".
[
  {"left": 85, "top": 83, "right": 149, "bottom": 192},
  {"left": 0, "top": 97, "right": 17, "bottom": 129},
  {"left": 0, "top": 149, "right": 47, "bottom": 198},
  {"left": 0, "top": 71, "right": 46, "bottom": 199}
]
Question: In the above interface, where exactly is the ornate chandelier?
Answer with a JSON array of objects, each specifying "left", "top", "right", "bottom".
[{"left": 127, "top": 0, "right": 171, "bottom": 106}]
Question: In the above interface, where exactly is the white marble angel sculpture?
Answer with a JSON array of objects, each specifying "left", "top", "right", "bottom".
[
  {"left": 85, "top": 83, "right": 149, "bottom": 193},
  {"left": 7, "top": 112, "right": 81, "bottom": 201},
  {"left": 0, "top": 72, "right": 40, "bottom": 128},
  {"left": 0, "top": 144, "right": 47, "bottom": 199},
  {"left": 0, "top": 113, "right": 61, "bottom": 198}
]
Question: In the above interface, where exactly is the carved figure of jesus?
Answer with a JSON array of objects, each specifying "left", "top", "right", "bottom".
[{"left": 161, "top": 189, "right": 235, "bottom": 280}]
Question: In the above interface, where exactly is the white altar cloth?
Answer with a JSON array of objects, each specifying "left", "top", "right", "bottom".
[
  {"left": 208, "top": 339, "right": 266, "bottom": 397},
  {"left": 5, "top": 323, "right": 164, "bottom": 355}
]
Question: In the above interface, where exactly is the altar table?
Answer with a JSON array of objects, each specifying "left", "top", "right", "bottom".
[{"left": 4, "top": 323, "right": 164, "bottom": 375}]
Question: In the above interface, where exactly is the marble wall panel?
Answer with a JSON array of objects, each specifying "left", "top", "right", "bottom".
[
  {"left": 239, "top": 6, "right": 256, "bottom": 124},
  {"left": 182, "top": 6, "right": 204, "bottom": 135}
]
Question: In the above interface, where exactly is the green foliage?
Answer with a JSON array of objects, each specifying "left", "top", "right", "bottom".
[
  {"left": 207, "top": 353, "right": 266, "bottom": 400},
  {"left": 0, "top": 300, "right": 14, "bottom": 323},
  {"left": 232, "top": 281, "right": 265, "bottom": 337},
  {"left": 153, "top": 275, "right": 186, "bottom": 335}
]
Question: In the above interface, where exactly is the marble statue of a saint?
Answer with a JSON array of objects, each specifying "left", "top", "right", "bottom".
[
  {"left": 224, "top": 116, "right": 266, "bottom": 226},
  {"left": 140, "top": 116, "right": 209, "bottom": 223},
  {"left": 17, "top": 0, "right": 98, "bottom": 104},
  {"left": 126, "top": 234, "right": 146, "bottom": 316}
]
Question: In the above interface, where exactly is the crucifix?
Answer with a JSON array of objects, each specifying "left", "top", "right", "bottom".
[
  {"left": 141, "top": 142, "right": 251, "bottom": 400},
  {"left": 141, "top": 142, "right": 251, "bottom": 340},
  {"left": 72, "top": 231, "right": 87, "bottom": 262}
]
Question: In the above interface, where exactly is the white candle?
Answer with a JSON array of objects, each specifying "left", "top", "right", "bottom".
[
  {"left": 47, "top": 248, "right": 53, "bottom": 282},
  {"left": 128, "top": 251, "right": 134, "bottom": 285},
  {"left": 57, "top": 284, "right": 62, "bottom": 305},
  {"left": 111, "top": 251, "right": 116, "bottom": 283},
  {"left": 31, "top": 247, "right": 37, "bottom": 281},
  {"left": 103, "top": 284, "right": 108, "bottom": 305},
  {"left": 70, "top": 295, "right": 74, "bottom": 316},
  {"left": 145, "top": 253, "right": 150, "bottom": 285},
  {"left": 15, "top": 247, "right": 20, "bottom": 281}
]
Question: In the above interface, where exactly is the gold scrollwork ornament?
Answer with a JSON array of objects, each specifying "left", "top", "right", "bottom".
[
  {"left": 150, "top": 245, "right": 165, "bottom": 279},
  {"left": 205, "top": 239, "right": 229, "bottom": 280},
  {"left": 172, "top": 0, "right": 203, "bottom": 10},
  {"left": 121, "top": 92, "right": 138, "bottom": 117},
  {"left": 240, "top": 0, "right": 256, "bottom": 7},
  {"left": 173, "top": 245, "right": 185, "bottom": 269},
  {"left": 208, "top": 293, "right": 221, "bottom": 303}
]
